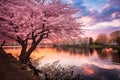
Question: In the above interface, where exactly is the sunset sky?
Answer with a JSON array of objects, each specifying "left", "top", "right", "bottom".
[{"left": 63, "top": 0, "right": 120, "bottom": 39}]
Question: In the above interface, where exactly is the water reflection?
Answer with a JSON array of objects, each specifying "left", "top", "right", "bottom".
[
  {"left": 4, "top": 46, "right": 120, "bottom": 80},
  {"left": 111, "top": 49, "right": 120, "bottom": 64}
]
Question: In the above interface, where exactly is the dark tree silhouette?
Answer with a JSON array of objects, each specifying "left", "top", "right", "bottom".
[
  {"left": 95, "top": 33, "right": 107, "bottom": 45},
  {"left": 89, "top": 37, "right": 94, "bottom": 45},
  {"left": 110, "top": 30, "right": 120, "bottom": 46}
]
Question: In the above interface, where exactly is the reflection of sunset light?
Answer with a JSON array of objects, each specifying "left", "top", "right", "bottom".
[
  {"left": 4, "top": 46, "right": 21, "bottom": 58},
  {"left": 4, "top": 47, "right": 120, "bottom": 70},
  {"left": 31, "top": 47, "right": 90, "bottom": 66},
  {"left": 83, "top": 65, "right": 94, "bottom": 75},
  {"left": 102, "top": 48, "right": 113, "bottom": 54}
]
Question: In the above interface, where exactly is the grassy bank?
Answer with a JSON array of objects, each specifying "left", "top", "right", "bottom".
[{"left": 0, "top": 48, "right": 41, "bottom": 80}]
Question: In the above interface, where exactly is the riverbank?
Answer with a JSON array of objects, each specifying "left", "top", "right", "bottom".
[
  {"left": 0, "top": 48, "right": 41, "bottom": 80},
  {"left": 59, "top": 44, "right": 120, "bottom": 49}
]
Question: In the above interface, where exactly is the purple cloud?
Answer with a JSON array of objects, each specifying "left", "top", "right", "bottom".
[
  {"left": 95, "top": 0, "right": 120, "bottom": 22},
  {"left": 72, "top": 0, "right": 120, "bottom": 23},
  {"left": 109, "top": 0, "right": 120, "bottom": 6}
]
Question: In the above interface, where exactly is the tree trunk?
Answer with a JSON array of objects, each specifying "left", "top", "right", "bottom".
[
  {"left": 18, "top": 43, "right": 43, "bottom": 76},
  {"left": 19, "top": 42, "right": 39, "bottom": 63},
  {"left": 0, "top": 40, "right": 5, "bottom": 48},
  {"left": 18, "top": 34, "right": 43, "bottom": 63},
  {"left": 19, "top": 44, "right": 28, "bottom": 63}
]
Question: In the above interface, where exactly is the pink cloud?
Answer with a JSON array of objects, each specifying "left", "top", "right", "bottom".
[
  {"left": 102, "top": 4, "right": 110, "bottom": 10},
  {"left": 77, "top": 16, "right": 96, "bottom": 26},
  {"left": 111, "top": 12, "right": 120, "bottom": 18}
]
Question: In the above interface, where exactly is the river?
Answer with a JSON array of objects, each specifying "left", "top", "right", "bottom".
[{"left": 4, "top": 46, "right": 120, "bottom": 80}]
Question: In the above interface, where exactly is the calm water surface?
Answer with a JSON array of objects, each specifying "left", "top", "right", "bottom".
[{"left": 4, "top": 47, "right": 120, "bottom": 80}]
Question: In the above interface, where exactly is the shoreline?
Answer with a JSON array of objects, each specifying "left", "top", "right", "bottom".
[{"left": 0, "top": 47, "right": 44, "bottom": 80}]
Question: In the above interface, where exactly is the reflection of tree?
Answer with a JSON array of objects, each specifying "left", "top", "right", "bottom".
[
  {"left": 66, "top": 47, "right": 83, "bottom": 55},
  {"left": 69, "top": 48, "right": 83, "bottom": 55},
  {"left": 61, "top": 47, "right": 94, "bottom": 57},
  {"left": 111, "top": 49, "right": 120, "bottom": 64},
  {"left": 83, "top": 48, "right": 91, "bottom": 56},
  {"left": 95, "top": 48, "right": 109, "bottom": 60},
  {"left": 69, "top": 48, "right": 76, "bottom": 54},
  {"left": 89, "top": 48, "right": 94, "bottom": 55}
]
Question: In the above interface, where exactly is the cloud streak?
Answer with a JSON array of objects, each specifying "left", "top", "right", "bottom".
[{"left": 89, "top": 19, "right": 120, "bottom": 30}]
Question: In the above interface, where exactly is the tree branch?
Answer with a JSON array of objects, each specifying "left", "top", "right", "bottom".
[
  {"left": 0, "top": 31, "right": 16, "bottom": 41},
  {"left": 0, "top": 40, "right": 5, "bottom": 48},
  {"left": 24, "top": 33, "right": 31, "bottom": 42}
]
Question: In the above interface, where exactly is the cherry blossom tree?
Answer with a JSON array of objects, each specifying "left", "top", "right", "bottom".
[{"left": 0, "top": 0, "right": 82, "bottom": 63}]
